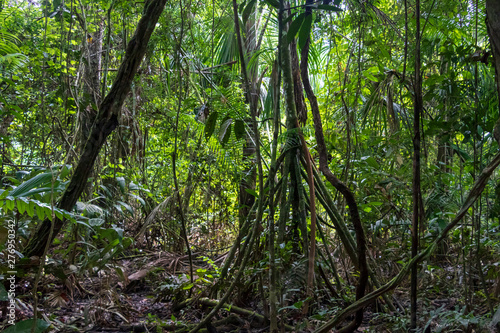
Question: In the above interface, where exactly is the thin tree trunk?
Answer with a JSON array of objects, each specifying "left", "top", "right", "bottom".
[
  {"left": 172, "top": 0, "right": 193, "bottom": 287},
  {"left": 486, "top": 0, "right": 500, "bottom": 145},
  {"left": 236, "top": 0, "right": 257, "bottom": 260},
  {"left": 299, "top": 3, "right": 368, "bottom": 329},
  {"left": 286, "top": 7, "right": 307, "bottom": 127},
  {"left": 80, "top": 21, "right": 103, "bottom": 153},
  {"left": 296, "top": 1, "right": 316, "bottom": 314},
  {"left": 268, "top": 59, "right": 280, "bottom": 332},
  {"left": 411, "top": 0, "right": 422, "bottom": 328},
  {"left": 22, "top": 0, "right": 168, "bottom": 258}
]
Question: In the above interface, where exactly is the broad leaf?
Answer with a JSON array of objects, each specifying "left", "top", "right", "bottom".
[
  {"left": 244, "top": 188, "right": 259, "bottom": 198},
  {"left": 204, "top": 110, "right": 218, "bottom": 139},
  {"left": 317, "top": 4, "right": 342, "bottom": 11},
  {"left": 298, "top": 14, "right": 313, "bottom": 50},
  {"left": 3, "top": 319, "right": 50, "bottom": 333},
  {"left": 287, "top": 13, "right": 305, "bottom": 44},
  {"left": 242, "top": 0, "right": 257, "bottom": 24},
  {"left": 10, "top": 172, "right": 54, "bottom": 197},
  {"left": 263, "top": 0, "right": 279, "bottom": 8},
  {"left": 219, "top": 117, "right": 233, "bottom": 145},
  {"left": 234, "top": 119, "right": 245, "bottom": 140}
]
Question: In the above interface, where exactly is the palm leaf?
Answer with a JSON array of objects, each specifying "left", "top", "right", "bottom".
[
  {"left": 10, "top": 172, "right": 55, "bottom": 197},
  {"left": 0, "top": 9, "right": 28, "bottom": 74}
]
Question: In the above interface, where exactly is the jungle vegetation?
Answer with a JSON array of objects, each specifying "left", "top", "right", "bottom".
[{"left": 1, "top": 0, "right": 500, "bottom": 332}]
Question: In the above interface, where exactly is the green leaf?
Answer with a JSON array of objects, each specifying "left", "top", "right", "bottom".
[
  {"left": 363, "top": 71, "right": 379, "bottom": 82},
  {"left": 113, "top": 203, "right": 123, "bottom": 213},
  {"left": 114, "top": 266, "right": 127, "bottom": 282},
  {"left": 44, "top": 207, "right": 53, "bottom": 221},
  {"left": 88, "top": 218, "right": 105, "bottom": 227},
  {"left": 219, "top": 118, "right": 233, "bottom": 145},
  {"left": 26, "top": 201, "right": 35, "bottom": 217},
  {"left": 263, "top": 0, "right": 279, "bottom": 8},
  {"left": 6, "top": 198, "right": 15, "bottom": 211},
  {"left": 3, "top": 319, "right": 50, "bottom": 333},
  {"left": 10, "top": 172, "right": 54, "bottom": 197},
  {"left": 53, "top": 0, "right": 62, "bottom": 11},
  {"left": 287, "top": 13, "right": 305, "bottom": 44},
  {"left": 182, "top": 283, "right": 194, "bottom": 290},
  {"left": 361, "top": 156, "right": 379, "bottom": 169},
  {"left": 451, "top": 144, "right": 471, "bottom": 161},
  {"left": 317, "top": 4, "right": 342, "bottom": 11},
  {"left": 130, "top": 193, "right": 146, "bottom": 206},
  {"left": 20, "top": 186, "right": 64, "bottom": 197},
  {"left": 242, "top": 0, "right": 256, "bottom": 24},
  {"left": 16, "top": 198, "right": 27, "bottom": 214},
  {"left": 63, "top": 211, "right": 75, "bottom": 221},
  {"left": 238, "top": 0, "right": 246, "bottom": 13},
  {"left": 298, "top": 14, "right": 313, "bottom": 50},
  {"left": 59, "top": 164, "right": 71, "bottom": 179},
  {"left": 0, "top": 189, "right": 8, "bottom": 199},
  {"left": 101, "top": 238, "right": 120, "bottom": 258},
  {"left": 244, "top": 188, "right": 259, "bottom": 198},
  {"left": 117, "top": 201, "right": 134, "bottom": 215},
  {"left": 234, "top": 119, "right": 245, "bottom": 140},
  {"left": 35, "top": 204, "right": 45, "bottom": 220},
  {"left": 0, "top": 282, "right": 7, "bottom": 301},
  {"left": 204, "top": 110, "right": 218, "bottom": 139},
  {"left": 54, "top": 208, "right": 63, "bottom": 220},
  {"left": 122, "top": 237, "right": 133, "bottom": 249},
  {"left": 283, "top": 12, "right": 297, "bottom": 24},
  {"left": 437, "top": 219, "right": 447, "bottom": 231},
  {"left": 116, "top": 177, "right": 126, "bottom": 194}
]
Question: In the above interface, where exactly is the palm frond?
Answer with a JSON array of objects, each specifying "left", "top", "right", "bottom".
[
  {"left": 136, "top": 195, "right": 175, "bottom": 238},
  {"left": 0, "top": 9, "right": 28, "bottom": 74}
]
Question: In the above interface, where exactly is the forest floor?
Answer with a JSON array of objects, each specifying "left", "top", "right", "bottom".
[{"left": 1, "top": 250, "right": 498, "bottom": 332}]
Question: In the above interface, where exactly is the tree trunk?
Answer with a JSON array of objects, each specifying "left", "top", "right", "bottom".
[
  {"left": 300, "top": 3, "right": 368, "bottom": 329},
  {"left": 236, "top": 0, "right": 257, "bottom": 243},
  {"left": 411, "top": 0, "right": 422, "bottom": 328},
  {"left": 486, "top": 0, "right": 500, "bottom": 145},
  {"left": 79, "top": 21, "right": 104, "bottom": 199},
  {"left": 22, "top": 0, "right": 168, "bottom": 258},
  {"left": 80, "top": 21, "right": 103, "bottom": 153}
]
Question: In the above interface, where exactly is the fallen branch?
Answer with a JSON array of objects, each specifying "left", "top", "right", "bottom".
[
  {"left": 197, "top": 298, "right": 295, "bottom": 331},
  {"left": 198, "top": 298, "right": 268, "bottom": 326}
]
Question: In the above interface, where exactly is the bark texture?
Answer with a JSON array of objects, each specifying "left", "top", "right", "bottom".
[
  {"left": 411, "top": 0, "right": 422, "bottom": 328},
  {"left": 80, "top": 22, "right": 103, "bottom": 153}
]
